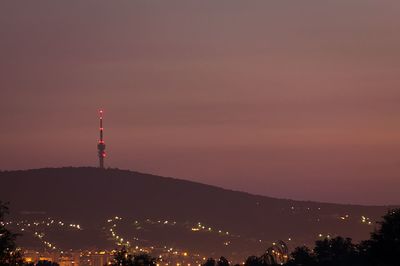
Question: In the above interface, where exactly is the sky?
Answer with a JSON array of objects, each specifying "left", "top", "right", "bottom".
[{"left": 1, "top": 1, "right": 400, "bottom": 205}]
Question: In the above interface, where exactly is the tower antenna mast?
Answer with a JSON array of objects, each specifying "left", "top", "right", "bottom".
[{"left": 98, "top": 109, "right": 106, "bottom": 169}]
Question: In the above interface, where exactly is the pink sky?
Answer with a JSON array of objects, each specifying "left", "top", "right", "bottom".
[{"left": 1, "top": 1, "right": 400, "bottom": 205}]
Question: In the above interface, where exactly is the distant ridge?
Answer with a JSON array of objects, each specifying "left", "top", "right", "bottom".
[{"left": 0, "top": 167, "right": 392, "bottom": 255}]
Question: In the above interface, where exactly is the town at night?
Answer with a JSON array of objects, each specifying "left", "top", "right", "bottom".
[{"left": 1, "top": 1, "right": 400, "bottom": 266}]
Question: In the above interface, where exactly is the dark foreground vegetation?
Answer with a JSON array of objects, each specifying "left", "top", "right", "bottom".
[
  {"left": 0, "top": 202, "right": 24, "bottom": 266},
  {"left": 108, "top": 247, "right": 156, "bottom": 266},
  {"left": 1, "top": 201, "right": 399, "bottom": 266},
  {"left": 203, "top": 208, "right": 400, "bottom": 266}
]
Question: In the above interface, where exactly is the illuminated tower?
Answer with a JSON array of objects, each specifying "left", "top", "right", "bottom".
[{"left": 98, "top": 109, "right": 106, "bottom": 169}]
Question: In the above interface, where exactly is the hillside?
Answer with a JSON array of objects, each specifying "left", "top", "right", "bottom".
[{"left": 0, "top": 167, "right": 392, "bottom": 260}]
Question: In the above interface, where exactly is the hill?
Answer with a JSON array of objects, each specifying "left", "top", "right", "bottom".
[{"left": 0, "top": 167, "right": 392, "bottom": 261}]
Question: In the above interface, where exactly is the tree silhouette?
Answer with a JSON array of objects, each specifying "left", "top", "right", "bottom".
[
  {"left": 0, "top": 201, "right": 24, "bottom": 266},
  {"left": 217, "top": 256, "right": 230, "bottom": 266},
  {"left": 360, "top": 208, "right": 400, "bottom": 266},
  {"left": 261, "top": 241, "right": 289, "bottom": 265},
  {"left": 111, "top": 246, "right": 134, "bottom": 266},
  {"left": 244, "top": 255, "right": 262, "bottom": 266},
  {"left": 244, "top": 241, "right": 289, "bottom": 266},
  {"left": 313, "top": 237, "right": 358, "bottom": 266},
  {"left": 109, "top": 246, "right": 156, "bottom": 266},
  {"left": 244, "top": 209, "right": 400, "bottom": 266},
  {"left": 203, "top": 258, "right": 216, "bottom": 266},
  {"left": 286, "top": 246, "right": 316, "bottom": 266},
  {"left": 132, "top": 253, "right": 156, "bottom": 266}
]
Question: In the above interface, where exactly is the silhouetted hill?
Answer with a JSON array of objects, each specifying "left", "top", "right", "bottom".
[{"left": 0, "top": 167, "right": 392, "bottom": 259}]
